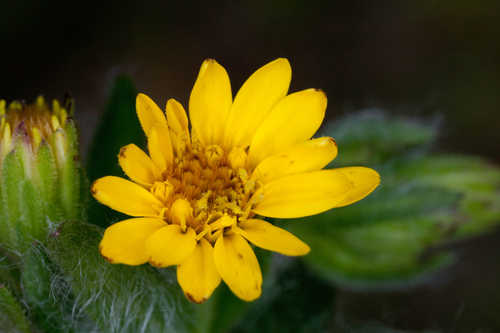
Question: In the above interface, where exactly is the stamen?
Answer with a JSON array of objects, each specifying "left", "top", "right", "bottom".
[
  {"left": 51, "top": 115, "right": 61, "bottom": 131},
  {"left": 151, "top": 181, "right": 174, "bottom": 203},
  {"left": 170, "top": 198, "right": 193, "bottom": 232},
  {"left": 205, "top": 145, "right": 224, "bottom": 167},
  {"left": 31, "top": 127, "right": 42, "bottom": 150},
  {"left": 228, "top": 146, "right": 247, "bottom": 169},
  {"left": 149, "top": 141, "right": 262, "bottom": 243}
]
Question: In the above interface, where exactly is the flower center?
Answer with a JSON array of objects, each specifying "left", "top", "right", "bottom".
[
  {"left": 1, "top": 96, "right": 69, "bottom": 152},
  {"left": 150, "top": 143, "right": 259, "bottom": 241}
]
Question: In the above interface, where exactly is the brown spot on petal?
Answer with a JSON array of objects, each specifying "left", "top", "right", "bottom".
[
  {"left": 118, "top": 146, "right": 127, "bottom": 158},
  {"left": 327, "top": 137, "right": 337, "bottom": 147},
  {"left": 101, "top": 254, "right": 115, "bottom": 264},
  {"left": 314, "top": 88, "right": 327, "bottom": 98},
  {"left": 90, "top": 182, "right": 97, "bottom": 196},
  {"left": 99, "top": 245, "right": 115, "bottom": 264},
  {"left": 149, "top": 259, "right": 166, "bottom": 268},
  {"left": 185, "top": 292, "right": 206, "bottom": 304}
]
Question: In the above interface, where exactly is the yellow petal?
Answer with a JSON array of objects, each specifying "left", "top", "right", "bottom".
[
  {"left": 214, "top": 233, "right": 262, "bottom": 301},
  {"left": 223, "top": 58, "right": 292, "bottom": 149},
  {"left": 148, "top": 123, "right": 174, "bottom": 172},
  {"left": 334, "top": 167, "right": 380, "bottom": 207},
  {"left": 248, "top": 89, "right": 327, "bottom": 167},
  {"left": 91, "top": 176, "right": 163, "bottom": 217},
  {"left": 118, "top": 144, "right": 160, "bottom": 186},
  {"left": 100, "top": 218, "right": 166, "bottom": 265},
  {"left": 166, "top": 98, "right": 191, "bottom": 155},
  {"left": 237, "top": 219, "right": 310, "bottom": 256},
  {"left": 136, "top": 93, "right": 167, "bottom": 136},
  {"left": 166, "top": 99, "right": 189, "bottom": 135},
  {"left": 252, "top": 169, "right": 354, "bottom": 218},
  {"left": 146, "top": 225, "right": 197, "bottom": 267},
  {"left": 177, "top": 238, "right": 221, "bottom": 303},
  {"left": 189, "top": 59, "right": 232, "bottom": 146},
  {"left": 251, "top": 137, "right": 337, "bottom": 183}
]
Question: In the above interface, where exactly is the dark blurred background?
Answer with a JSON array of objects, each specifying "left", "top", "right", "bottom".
[{"left": 1, "top": 1, "right": 499, "bottom": 332}]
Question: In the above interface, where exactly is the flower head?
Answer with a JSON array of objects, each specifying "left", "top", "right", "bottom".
[
  {"left": 91, "top": 58, "right": 380, "bottom": 302},
  {"left": 0, "top": 96, "right": 82, "bottom": 251},
  {"left": 0, "top": 96, "right": 69, "bottom": 161}
]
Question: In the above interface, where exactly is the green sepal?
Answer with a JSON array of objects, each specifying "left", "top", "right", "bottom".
[
  {"left": 1, "top": 149, "right": 25, "bottom": 250},
  {"left": 19, "top": 180, "right": 45, "bottom": 247},
  {"left": 35, "top": 142, "right": 62, "bottom": 222},
  {"left": 1, "top": 146, "right": 53, "bottom": 251},
  {"left": 58, "top": 121, "right": 83, "bottom": 220},
  {"left": 0, "top": 284, "right": 31, "bottom": 333}
]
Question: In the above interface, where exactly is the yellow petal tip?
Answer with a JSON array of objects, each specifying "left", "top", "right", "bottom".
[
  {"left": 272, "top": 57, "right": 290, "bottom": 66},
  {"left": 199, "top": 58, "right": 218, "bottom": 75}
]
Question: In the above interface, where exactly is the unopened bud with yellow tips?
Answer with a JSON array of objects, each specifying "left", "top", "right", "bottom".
[{"left": 0, "top": 96, "right": 83, "bottom": 252}]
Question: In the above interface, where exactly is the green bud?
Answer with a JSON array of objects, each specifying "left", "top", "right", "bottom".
[{"left": 0, "top": 97, "right": 83, "bottom": 252}]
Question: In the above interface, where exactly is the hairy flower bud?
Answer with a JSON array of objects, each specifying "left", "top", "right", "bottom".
[{"left": 0, "top": 96, "right": 83, "bottom": 251}]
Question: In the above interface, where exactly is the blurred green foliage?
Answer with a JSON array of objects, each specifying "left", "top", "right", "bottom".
[
  {"left": 0, "top": 284, "right": 31, "bottom": 333},
  {"left": 283, "top": 112, "right": 500, "bottom": 289},
  {"left": 86, "top": 76, "right": 143, "bottom": 227},
  {"left": 231, "top": 260, "right": 336, "bottom": 333}
]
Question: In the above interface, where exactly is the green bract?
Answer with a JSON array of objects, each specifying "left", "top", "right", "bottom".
[{"left": 0, "top": 97, "right": 83, "bottom": 252}]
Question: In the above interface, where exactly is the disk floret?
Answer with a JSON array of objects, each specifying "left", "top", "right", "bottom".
[{"left": 151, "top": 141, "right": 259, "bottom": 241}]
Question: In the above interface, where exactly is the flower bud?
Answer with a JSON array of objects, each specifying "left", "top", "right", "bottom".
[{"left": 0, "top": 96, "right": 82, "bottom": 251}]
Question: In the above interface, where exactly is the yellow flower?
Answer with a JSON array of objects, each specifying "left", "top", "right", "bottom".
[{"left": 91, "top": 58, "right": 380, "bottom": 303}]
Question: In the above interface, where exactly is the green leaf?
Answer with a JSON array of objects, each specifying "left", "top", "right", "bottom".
[
  {"left": 86, "top": 76, "right": 143, "bottom": 227},
  {"left": 0, "top": 284, "right": 31, "bottom": 333},
  {"left": 395, "top": 155, "right": 500, "bottom": 238},
  {"left": 323, "top": 112, "right": 436, "bottom": 166},
  {"left": 282, "top": 185, "right": 458, "bottom": 289},
  {"left": 231, "top": 260, "right": 336, "bottom": 333},
  {"left": 0, "top": 255, "right": 20, "bottom": 298},
  {"left": 47, "top": 221, "right": 196, "bottom": 333},
  {"left": 396, "top": 155, "right": 500, "bottom": 194},
  {"left": 21, "top": 244, "right": 77, "bottom": 333},
  {"left": 290, "top": 112, "right": 500, "bottom": 289},
  {"left": 188, "top": 248, "right": 272, "bottom": 333}
]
